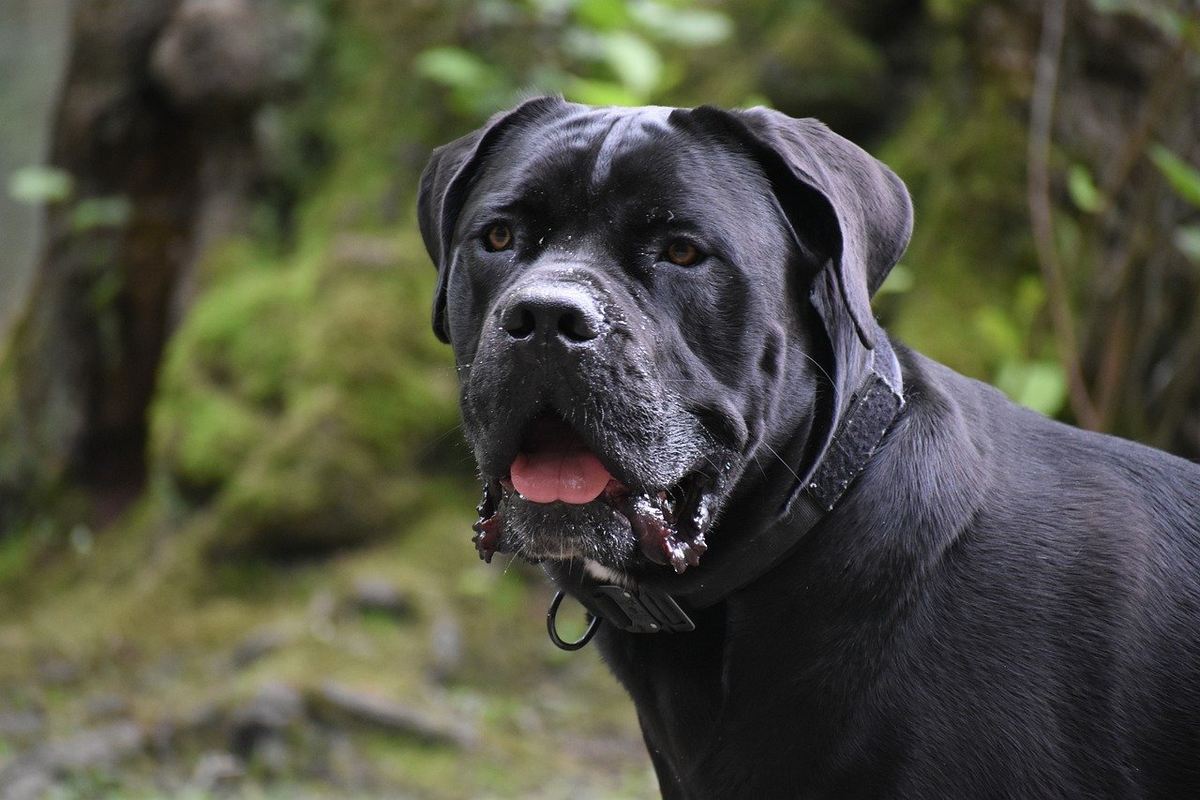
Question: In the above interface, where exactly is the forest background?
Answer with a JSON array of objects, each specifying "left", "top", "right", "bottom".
[{"left": 1, "top": 0, "right": 1198, "bottom": 797}]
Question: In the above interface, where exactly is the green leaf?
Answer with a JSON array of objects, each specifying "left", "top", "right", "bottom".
[
  {"left": 1013, "top": 275, "right": 1047, "bottom": 325},
  {"left": 414, "top": 47, "right": 492, "bottom": 91},
  {"left": 1067, "top": 164, "right": 1102, "bottom": 213},
  {"left": 72, "top": 196, "right": 132, "bottom": 232},
  {"left": 1149, "top": 144, "right": 1200, "bottom": 208},
  {"left": 974, "top": 307, "right": 1022, "bottom": 359},
  {"left": 575, "top": 0, "right": 632, "bottom": 31},
  {"left": 7, "top": 165, "right": 73, "bottom": 205},
  {"left": 564, "top": 76, "right": 640, "bottom": 107},
  {"left": 1087, "top": 0, "right": 1186, "bottom": 39},
  {"left": 973, "top": 306, "right": 1021, "bottom": 361},
  {"left": 1173, "top": 225, "right": 1200, "bottom": 264},
  {"left": 995, "top": 359, "right": 1067, "bottom": 417},
  {"left": 630, "top": 2, "right": 732, "bottom": 46},
  {"left": 601, "top": 31, "right": 663, "bottom": 97}
]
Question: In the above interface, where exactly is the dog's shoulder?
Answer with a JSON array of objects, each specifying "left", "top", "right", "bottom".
[
  {"left": 897, "top": 343, "right": 1200, "bottom": 501},
  {"left": 866, "top": 343, "right": 1200, "bottom": 598}
]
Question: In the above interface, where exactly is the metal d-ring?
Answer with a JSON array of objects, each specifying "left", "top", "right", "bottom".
[{"left": 546, "top": 591, "right": 601, "bottom": 651}]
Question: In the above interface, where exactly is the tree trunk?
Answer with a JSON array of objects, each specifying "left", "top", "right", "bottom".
[{"left": 0, "top": 0, "right": 300, "bottom": 532}]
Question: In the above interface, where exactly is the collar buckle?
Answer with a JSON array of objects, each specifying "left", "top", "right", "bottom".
[
  {"left": 590, "top": 585, "right": 695, "bottom": 633},
  {"left": 546, "top": 584, "right": 696, "bottom": 650}
]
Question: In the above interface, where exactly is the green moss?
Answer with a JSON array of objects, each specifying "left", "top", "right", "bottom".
[
  {"left": 149, "top": 215, "right": 458, "bottom": 555},
  {"left": 208, "top": 390, "right": 418, "bottom": 557}
]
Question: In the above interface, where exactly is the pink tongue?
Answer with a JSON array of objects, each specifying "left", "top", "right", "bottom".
[{"left": 511, "top": 448, "right": 613, "bottom": 504}]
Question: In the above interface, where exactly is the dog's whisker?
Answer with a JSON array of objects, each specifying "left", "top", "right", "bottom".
[
  {"left": 760, "top": 440, "right": 801, "bottom": 483},
  {"left": 750, "top": 451, "right": 768, "bottom": 479},
  {"left": 798, "top": 351, "right": 835, "bottom": 388},
  {"left": 503, "top": 543, "right": 530, "bottom": 576}
]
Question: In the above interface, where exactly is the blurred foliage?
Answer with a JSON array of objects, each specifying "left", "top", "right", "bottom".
[
  {"left": 1150, "top": 144, "right": 1200, "bottom": 264},
  {"left": 6, "top": 165, "right": 73, "bottom": 205},
  {"left": 415, "top": 0, "right": 733, "bottom": 112},
  {"left": 151, "top": 232, "right": 457, "bottom": 556},
  {"left": 1150, "top": 143, "right": 1200, "bottom": 207}
]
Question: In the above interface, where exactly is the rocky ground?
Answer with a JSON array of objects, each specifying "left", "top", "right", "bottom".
[{"left": 0, "top": 496, "right": 655, "bottom": 799}]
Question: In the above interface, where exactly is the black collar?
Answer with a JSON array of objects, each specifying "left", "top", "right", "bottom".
[{"left": 546, "top": 338, "right": 905, "bottom": 648}]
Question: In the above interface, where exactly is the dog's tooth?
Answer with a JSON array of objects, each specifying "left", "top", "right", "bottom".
[
  {"left": 664, "top": 533, "right": 697, "bottom": 574},
  {"left": 692, "top": 491, "right": 719, "bottom": 533},
  {"left": 472, "top": 513, "right": 502, "bottom": 564},
  {"left": 668, "top": 544, "right": 688, "bottom": 574},
  {"left": 625, "top": 494, "right": 673, "bottom": 567}
]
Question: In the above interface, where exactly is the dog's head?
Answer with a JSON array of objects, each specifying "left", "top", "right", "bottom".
[{"left": 419, "top": 98, "right": 911, "bottom": 578}]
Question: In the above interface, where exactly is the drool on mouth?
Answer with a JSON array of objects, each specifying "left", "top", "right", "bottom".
[{"left": 472, "top": 414, "right": 718, "bottom": 574}]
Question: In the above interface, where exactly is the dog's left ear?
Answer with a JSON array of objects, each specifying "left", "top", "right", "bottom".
[
  {"left": 418, "top": 96, "right": 566, "bottom": 343},
  {"left": 680, "top": 106, "right": 913, "bottom": 349}
]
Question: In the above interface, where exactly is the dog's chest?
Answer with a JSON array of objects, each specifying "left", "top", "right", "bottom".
[{"left": 596, "top": 610, "right": 902, "bottom": 798}]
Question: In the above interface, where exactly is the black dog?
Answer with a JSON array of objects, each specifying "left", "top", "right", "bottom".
[{"left": 419, "top": 97, "right": 1200, "bottom": 798}]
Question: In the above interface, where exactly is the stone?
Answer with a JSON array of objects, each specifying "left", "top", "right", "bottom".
[
  {"left": 231, "top": 627, "right": 290, "bottom": 669},
  {"left": 0, "top": 769, "right": 54, "bottom": 800},
  {"left": 428, "top": 612, "right": 463, "bottom": 683},
  {"left": 0, "top": 709, "right": 45, "bottom": 741},
  {"left": 351, "top": 576, "right": 415, "bottom": 619},
  {"left": 307, "top": 682, "right": 477, "bottom": 749},
  {"left": 40, "top": 721, "right": 144, "bottom": 772},
  {"left": 0, "top": 721, "right": 144, "bottom": 793},
  {"left": 229, "top": 682, "right": 303, "bottom": 757},
  {"left": 190, "top": 750, "right": 244, "bottom": 793},
  {"left": 35, "top": 656, "right": 79, "bottom": 686},
  {"left": 84, "top": 692, "right": 131, "bottom": 721}
]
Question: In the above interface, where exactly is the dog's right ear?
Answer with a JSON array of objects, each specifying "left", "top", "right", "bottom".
[
  {"left": 418, "top": 96, "right": 565, "bottom": 343},
  {"left": 673, "top": 106, "right": 912, "bottom": 351}
]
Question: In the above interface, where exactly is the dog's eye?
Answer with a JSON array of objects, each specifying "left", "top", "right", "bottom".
[
  {"left": 665, "top": 240, "right": 701, "bottom": 267},
  {"left": 483, "top": 223, "right": 513, "bottom": 252}
]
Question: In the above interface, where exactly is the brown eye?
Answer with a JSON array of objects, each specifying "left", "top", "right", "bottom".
[
  {"left": 665, "top": 240, "right": 700, "bottom": 266},
  {"left": 484, "top": 223, "right": 513, "bottom": 251}
]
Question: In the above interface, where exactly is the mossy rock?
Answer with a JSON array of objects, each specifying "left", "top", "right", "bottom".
[
  {"left": 151, "top": 268, "right": 305, "bottom": 501},
  {"left": 207, "top": 389, "right": 423, "bottom": 558},
  {"left": 297, "top": 236, "right": 459, "bottom": 469},
  {"left": 150, "top": 231, "right": 459, "bottom": 558}
]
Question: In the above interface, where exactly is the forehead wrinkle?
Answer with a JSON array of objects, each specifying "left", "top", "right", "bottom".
[
  {"left": 588, "top": 109, "right": 674, "bottom": 190},
  {"left": 590, "top": 114, "right": 636, "bottom": 189},
  {"left": 492, "top": 112, "right": 610, "bottom": 203},
  {"left": 488, "top": 108, "right": 676, "bottom": 207}
]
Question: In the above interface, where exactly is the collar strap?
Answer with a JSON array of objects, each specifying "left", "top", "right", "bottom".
[
  {"left": 805, "top": 346, "right": 903, "bottom": 512},
  {"left": 556, "top": 339, "right": 905, "bottom": 642}
]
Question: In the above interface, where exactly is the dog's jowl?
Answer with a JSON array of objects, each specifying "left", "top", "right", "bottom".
[{"left": 419, "top": 98, "right": 1200, "bottom": 799}]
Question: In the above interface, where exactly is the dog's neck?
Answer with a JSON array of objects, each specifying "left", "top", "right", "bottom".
[{"left": 549, "top": 330, "right": 906, "bottom": 634}]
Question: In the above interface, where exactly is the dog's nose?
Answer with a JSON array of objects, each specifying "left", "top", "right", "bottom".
[{"left": 498, "top": 284, "right": 605, "bottom": 344}]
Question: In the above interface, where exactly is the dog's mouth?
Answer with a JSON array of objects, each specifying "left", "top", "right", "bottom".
[{"left": 472, "top": 414, "right": 719, "bottom": 574}]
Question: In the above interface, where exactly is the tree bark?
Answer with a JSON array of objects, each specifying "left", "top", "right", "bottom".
[{"left": 0, "top": 0, "right": 300, "bottom": 531}]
